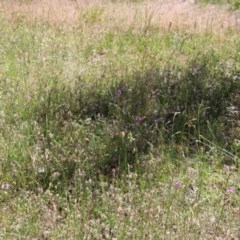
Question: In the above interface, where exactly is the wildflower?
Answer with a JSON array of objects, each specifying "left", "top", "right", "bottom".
[
  {"left": 226, "top": 187, "right": 234, "bottom": 194},
  {"left": 1, "top": 183, "right": 10, "bottom": 190},
  {"left": 135, "top": 116, "right": 143, "bottom": 123},
  {"left": 174, "top": 180, "right": 181, "bottom": 189},
  {"left": 117, "top": 89, "right": 122, "bottom": 97}
]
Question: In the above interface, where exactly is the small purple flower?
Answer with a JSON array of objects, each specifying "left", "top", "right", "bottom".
[
  {"left": 174, "top": 180, "right": 181, "bottom": 189},
  {"left": 135, "top": 116, "right": 143, "bottom": 123},
  {"left": 153, "top": 119, "right": 159, "bottom": 125},
  {"left": 1, "top": 183, "right": 10, "bottom": 190},
  {"left": 117, "top": 89, "right": 122, "bottom": 97},
  {"left": 226, "top": 187, "right": 234, "bottom": 194}
]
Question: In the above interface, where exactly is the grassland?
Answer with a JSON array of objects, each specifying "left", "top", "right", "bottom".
[{"left": 0, "top": 0, "right": 240, "bottom": 239}]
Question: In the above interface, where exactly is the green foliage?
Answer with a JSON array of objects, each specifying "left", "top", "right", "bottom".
[
  {"left": 23, "top": 54, "right": 239, "bottom": 187},
  {"left": 232, "top": 0, "right": 240, "bottom": 9},
  {"left": 197, "top": 0, "right": 240, "bottom": 9}
]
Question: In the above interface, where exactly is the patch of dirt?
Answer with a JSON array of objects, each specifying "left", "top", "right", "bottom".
[{"left": 0, "top": 0, "right": 239, "bottom": 32}]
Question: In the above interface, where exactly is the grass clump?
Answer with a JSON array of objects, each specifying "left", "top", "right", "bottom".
[{"left": 10, "top": 48, "right": 239, "bottom": 192}]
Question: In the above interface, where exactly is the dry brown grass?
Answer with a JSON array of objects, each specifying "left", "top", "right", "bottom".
[
  {"left": 1, "top": 0, "right": 239, "bottom": 32},
  {"left": 149, "top": 0, "right": 240, "bottom": 32}
]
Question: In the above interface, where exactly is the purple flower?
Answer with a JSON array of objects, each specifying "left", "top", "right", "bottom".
[
  {"left": 135, "top": 116, "right": 143, "bottom": 123},
  {"left": 1, "top": 183, "right": 10, "bottom": 190},
  {"left": 174, "top": 180, "right": 181, "bottom": 189},
  {"left": 117, "top": 89, "right": 122, "bottom": 97},
  {"left": 226, "top": 187, "right": 234, "bottom": 194}
]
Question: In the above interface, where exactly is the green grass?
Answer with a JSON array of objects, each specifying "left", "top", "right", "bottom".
[
  {"left": 197, "top": 0, "right": 240, "bottom": 9},
  {"left": 0, "top": 0, "right": 240, "bottom": 239}
]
